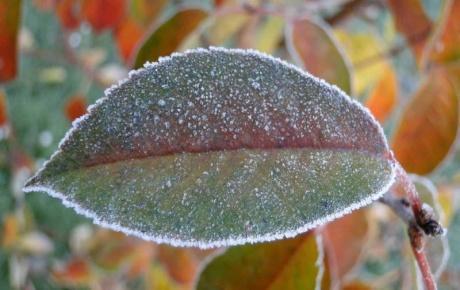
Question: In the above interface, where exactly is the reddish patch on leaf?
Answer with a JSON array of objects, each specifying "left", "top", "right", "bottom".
[
  {"left": 0, "top": 0, "right": 21, "bottom": 82},
  {"left": 82, "top": 0, "right": 126, "bottom": 32},
  {"left": 65, "top": 95, "right": 87, "bottom": 121},
  {"left": 115, "top": 18, "right": 144, "bottom": 63},
  {"left": 56, "top": 0, "right": 81, "bottom": 30}
]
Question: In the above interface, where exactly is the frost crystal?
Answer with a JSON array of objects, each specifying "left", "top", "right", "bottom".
[{"left": 23, "top": 47, "right": 395, "bottom": 248}]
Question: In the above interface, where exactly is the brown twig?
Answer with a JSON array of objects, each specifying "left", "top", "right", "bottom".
[
  {"left": 380, "top": 192, "right": 439, "bottom": 290},
  {"left": 409, "top": 225, "right": 437, "bottom": 290},
  {"left": 379, "top": 164, "right": 444, "bottom": 290}
]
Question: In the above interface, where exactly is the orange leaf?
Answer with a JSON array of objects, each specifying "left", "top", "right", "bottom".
[
  {"left": 52, "top": 257, "right": 93, "bottom": 286},
  {"left": 0, "top": 89, "right": 8, "bottom": 126},
  {"left": 343, "top": 281, "right": 373, "bottom": 290},
  {"left": 157, "top": 245, "right": 199, "bottom": 285},
  {"left": 0, "top": 0, "right": 21, "bottom": 82},
  {"left": 126, "top": 242, "right": 155, "bottom": 278},
  {"left": 323, "top": 208, "right": 370, "bottom": 279},
  {"left": 89, "top": 230, "right": 155, "bottom": 275},
  {"left": 65, "top": 95, "right": 87, "bottom": 121},
  {"left": 392, "top": 69, "right": 459, "bottom": 174},
  {"left": 56, "top": 0, "right": 81, "bottom": 30},
  {"left": 431, "top": 0, "right": 460, "bottom": 63},
  {"left": 132, "top": 8, "right": 208, "bottom": 68},
  {"left": 82, "top": 0, "right": 126, "bottom": 32},
  {"left": 386, "top": 0, "right": 432, "bottom": 61},
  {"left": 365, "top": 65, "right": 398, "bottom": 123},
  {"left": 1, "top": 214, "right": 19, "bottom": 248},
  {"left": 196, "top": 232, "right": 330, "bottom": 290},
  {"left": 114, "top": 18, "right": 144, "bottom": 63},
  {"left": 287, "top": 18, "right": 352, "bottom": 94}
]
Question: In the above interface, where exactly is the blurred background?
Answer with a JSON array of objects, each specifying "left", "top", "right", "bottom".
[{"left": 0, "top": 0, "right": 460, "bottom": 289}]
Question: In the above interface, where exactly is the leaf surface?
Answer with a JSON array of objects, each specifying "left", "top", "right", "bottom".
[
  {"left": 392, "top": 69, "right": 458, "bottom": 174},
  {"left": 287, "top": 18, "right": 352, "bottom": 94},
  {"left": 0, "top": 0, "right": 21, "bottom": 82},
  {"left": 24, "top": 48, "right": 395, "bottom": 248},
  {"left": 133, "top": 9, "right": 208, "bottom": 68},
  {"left": 196, "top": 233, "right": 328, "bottom": 290}
]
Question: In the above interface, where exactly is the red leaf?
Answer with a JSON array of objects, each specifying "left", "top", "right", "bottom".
[
  {"left": 82, "top": 0, "right": 126, "bottom": 32},
  {"left": 65, "top": 95, "right": 87, "bottom": 121},
  {"left": 0, "top": 0, "right": 21, "bottom": 82},
  {"left": 56, "top": 0, "right": 81, "bottom": 30}
]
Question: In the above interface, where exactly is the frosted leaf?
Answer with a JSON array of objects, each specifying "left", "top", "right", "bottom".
[{"left": 23, "top": 47, "right": 395, "bottom": 248}]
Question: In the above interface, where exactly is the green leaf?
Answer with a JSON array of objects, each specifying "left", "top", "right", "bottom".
[
  {"left": 196, "top": 233, "right": 329, "bottom": 290},
  {"left": 24, "top": 47, "right": 395, "bottom": 248},
  {"left": 132, "top": 8, "right": 208, "bottom": 68},
  {"left": 286, "top": 17, "right": 352, "bottom": 94}
]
